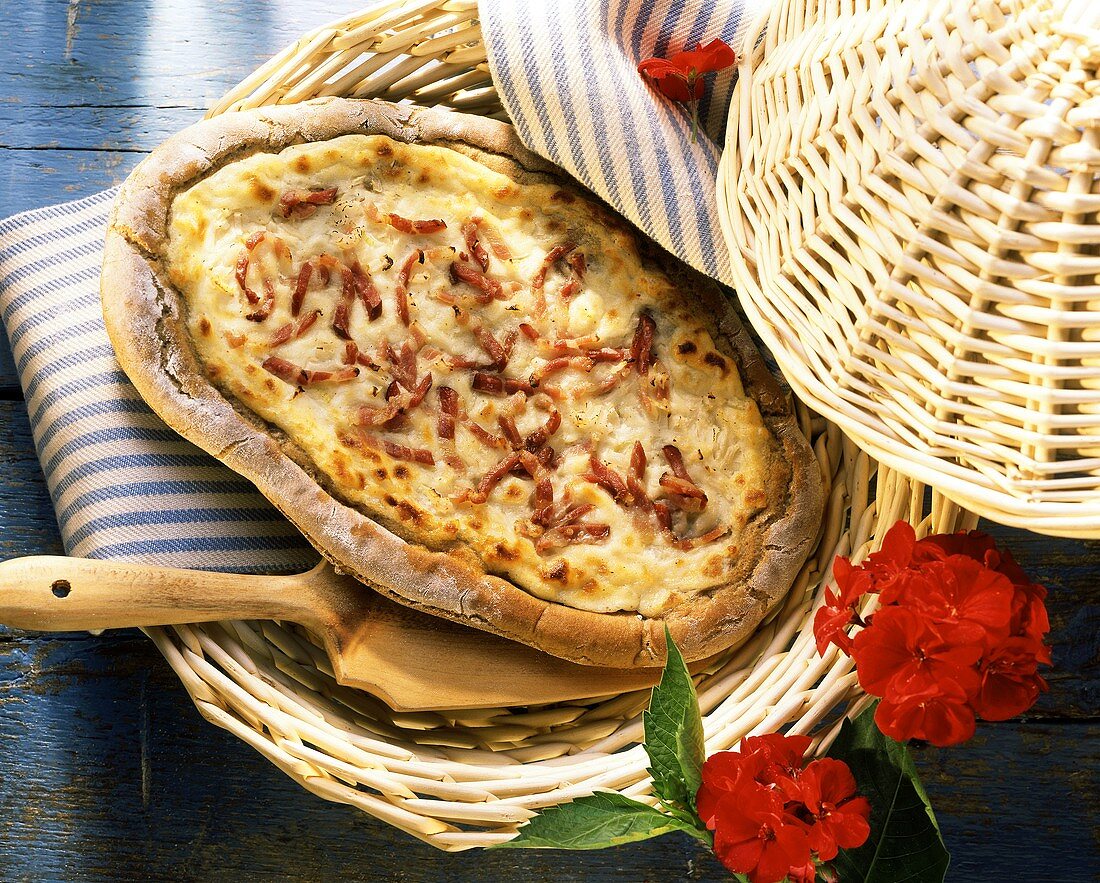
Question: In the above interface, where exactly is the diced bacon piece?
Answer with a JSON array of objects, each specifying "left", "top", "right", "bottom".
[
  {"left": 246, "top": 280, "right": 276, "bottom": 322},
  {"left": 626, "top": 441, "right": 653, "bottom": 512},
  {"left": 385, "top": 213, "right": 447, "bottom": 234},
  {"left": 532, "top": 478, "right": 554, "bottom": 514},
  {"left": 344, "top": 341, "right": 360, "bottom": 365},
  {"left": 407, "top": 373, "right": 433, "bottom": 408},
  {"left": 532, "top": 356, "right": 594, "bottom": 385},
  {"left": 536, "top": 445, "right": 557, "bottom": 468},
  {"left": 586, "top": 455, "right": 630, "bottom": 502},
  {"left": 381, "top": 439, "right": 435, "bottom": 465},
  {"left": 559, "top": 277, "right": 582, "bottom": 299},
  {"left": 473, "top": 217, "right": 511, "bottom": 260},
  {"left": 437, "top": 387, "right": 458, "bottom": 440},
  {"left": 316, "top": 253, "right": 341, "bottom": 286},
  {"left": 395, "top": 249, "right": 422, "bottom": 326},
  {"left": 467, "top": 421, "right": 508, "bottom": 450},
  {"left": 568, "top": 252, "right": 586, "bottom": 276},
  {"left": 355, "top": 401, "right": 404, "bottom": 427},
  {"left": 462, "top": 221, "right": 490, "bottom": 272},
  {"left": 467, "top": 452, "right": 523, "bottom": 503},
  {"left": 444, "top": 454, "right": 467, "bottom": 470},
  {"left": 385, "top": 380, "right": 401, "bottom": 401},
  {"left": 270, "top": 309, "right": 320, "bottom": 346},
  {"left": 291, "top": 261, "right": 313, "bottom": 316},
  {"left": 262, "top": 356, "right": 359, "bottom": 386},
  {"left": 536, "top": 522, "right": 610, "bottom": 553},
  {"left": 519, "top": 322, "right": 539, "bottom": 341},
  {"left": 235, "top": 232, "right": 267, "bottom": 306},
  {"left": 672, "top": 525, "right": 731, "bottom": 552},
  {"left": 472, "top": 373, "right": 534, "bottom": 396},
  {"left": 449, "top": 261, "right": 503, "bottom": 302},
  {"left": 631, "top": 312, "right": 657, "bottom": 375},
  {"left": 225, "top": 331, "right": 246, "bottom": 348},
  {"left": 661, "top": 444, "right": 708, "bottom": 511},
  {"left": 654, "top": 501, "right": 673, "bottom": 533},
  {"left": 532, "top": 243, "right": 577, "bottom": 290},
  {"left": 536, "top": 502, "right": 596, "bottom": 530},
  {"left": 524, "top": 408, "right": 561, "bottom": 451},
  {"left": 332, "top": 299, "right": 352, "bottom": 339},
  {"left": 356, "top": 350, "right": 381, "bottom": 371},
  {"left": 498, "top": 415, "right": 523, "bottom": 448},
  {"left": 476, "top": 326, "right": 509, "bottom": 371},
  {"left": 351, "top": 261, "right": 382, "bottom": 321},
  {"left": 279, "top": 188, "right": 337, "bottom": 219},
  {"left": 586, "top": 363, "right": 633, "bottom": 397},
  {"left": 383, "top": 340, "right": 419, "bottom": 390}
]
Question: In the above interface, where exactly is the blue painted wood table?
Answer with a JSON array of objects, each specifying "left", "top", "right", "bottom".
[{"left": 0, "top": 3, "right": 1096, "bottom": 880}]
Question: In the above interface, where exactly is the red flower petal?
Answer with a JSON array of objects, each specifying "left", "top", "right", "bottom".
[{"left": 875, "top": 684, "right": 977, "bottom": 746}]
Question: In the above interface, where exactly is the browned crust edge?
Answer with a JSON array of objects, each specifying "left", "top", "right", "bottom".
[{"left": 100, "top": 97, "right": 824, "bottom": 668}]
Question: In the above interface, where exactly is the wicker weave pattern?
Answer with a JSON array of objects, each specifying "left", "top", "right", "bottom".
[
  {"left": 139, "top": 1, "right": 968, "bottom": 850},
  {"left": 719, "top": 0, "right": 1100, "bottom": 536}
]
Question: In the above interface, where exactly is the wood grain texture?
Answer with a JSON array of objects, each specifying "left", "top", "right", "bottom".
[{"left": 0, "top": 1, "right": 1097, "bottom": 880}]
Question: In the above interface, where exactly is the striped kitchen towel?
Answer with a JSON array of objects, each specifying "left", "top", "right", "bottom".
[
  {"left": 0, "top": 191, "right": 317, "bottom": 573},
  {"left": 480, "top": 0, "right": 761, "bottom": 286}
]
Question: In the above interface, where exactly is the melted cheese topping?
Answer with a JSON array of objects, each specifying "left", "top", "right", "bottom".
[{"left": 167, "top": 134, "right": 778, "bottom": 616}]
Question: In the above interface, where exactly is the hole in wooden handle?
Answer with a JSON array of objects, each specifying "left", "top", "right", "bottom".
[{"left": 51, "top": 579, "right": 71, "bottom": 599}]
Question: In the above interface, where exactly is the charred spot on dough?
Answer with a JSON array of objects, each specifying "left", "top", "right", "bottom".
[
  {"left": 375, "top": 143, "right": 393, "bottom": 157},
  {"left": 746, "top": 489, "right": 767, "bottom": 508},
  {"left": 495, "top": 184, "right": 519, "bottom": 200},
  {"left": 394, "top": 465, "right": 410, "bottom": 480},
  {"left": 549, "top": 189, "right": 576, "bottom": 204},
  {"left": 704, "top": 352, "right": 729, "bottom": 374},
  {"left": 519, "top": 208, "right": 533, "bottom": 221},
  {"left": 243, "top": 363, "right": 256, "bottom": 375},
  {"left": 677, "top": 341, "right": 697, "bottom": 355},
  {"left": 263, "top": 379, "right": 276, "bottom": 392},
  {"left": 418, "top": 168, "right": 431, "bottom": 184},
  {"left": 293, "top": 155, "right": 312, "bottom": 173},
  {"left": 384, "top": 494, "right": 398, "bottom": 507},
  {"left": 374, "top": 467, "right": 388, "bottom": 480},
  {"left": 207, "top": 364, "right": 222, "bottom": 380},
  {"left": 396, "top": 500, "right": 423, "bottom": 525},
  {"left": 544, "top": 560, "right": 569, "bottom": 582},
  {"left": 248, "top": 177, "right": 276, "bottom": 203},
  {"left": 504, "top": 484, "right": 524, "bottom": 501},
  {"left": 493, "top": 542, "right": 519, "bottom": 561},
  {"left": 198, "top": 316, "right": 212, "bottom": 336}
]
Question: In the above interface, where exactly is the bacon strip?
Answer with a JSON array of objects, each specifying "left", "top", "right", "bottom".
[
  {"left": 450, "top": 261, "right": 504, "bottom": 302},
  {"left": 262, "top": 356, "right": 359, "bottom": 387},
  {"left": 467, "top": 421, "right": 508, "bottom": 450},
  {"left": 586, "top": 454, "right": 630, "bottom": 503},
  {"left": 474, "top": 217, "right": 511, "bottom": 260},
  {"left": 524, "top": 409, "right": 561, "bottom": 452},
  {"left": 332, "top": 299, "right": 352, "bottom": 340},
  {"left": 374, "top": 438, "right": 435, "bottom": 465},
  {"left": 532, "top": 242, "right": 577, "bottom": 290},
  {"left": 279, "top": 187, "right": 338, "bottom": 219},
  {"left": 498, "top": 415, "right": 523, "bottom": 448},
  {"left": 519, "top": 322, "right": 540, "bottom": 341},
  {"left": 385, "top": 340, "right": 419, "bottom": 390},
  {"left": 270, "top": 309, "right": 320, "bottom": 346},
  {"left": 291, "top": 262, "right": 313, "bottom": 316},
  {"left": 472, "top": 373, "right": 534, "bottom": 396},
  {"left": 536, "top": 522, "right": 610, "bottom": 554},
  {"left": 246, "top": 280, "right": 276, "bottom": 322},
  {"left": 661, "top": 444, "right": 708, "bottom": 511},
  {"left": 355, "top": 401, "right": 404, "bottom": 427},
  {"left": 532, "top": 356, "right": 594, "bottom": 384},
  {"left": 467, "top": 452, "right": 523, "bottom": 503},
  {"left": 385, "top": 213, "right": 446, "bottom": 234},
  {"left": 407, "top": 372, "right": 433, "bottom": 408},
  {"left": 626, "top": 441, "right": 653, "bottom": 512},
  {"left": 672, "top": 525, "right": 731, "bottom": 552},
  {"left": 631, "top": 312, "right": 657, "bottom": 375},
  {"left": 462, "top": 221, "right": 490, "bottom": 272},
  {"left": 437, "top": 387, "right": 458, "bottom": 440},
  {"left": 351, "top": 261, "right": 382, "bottom": 321},
  {"left": 235, "top": 231, "right": 267, "bottom": 306},
  {"left": 395, "top": 249, "right": 422, "bottom": 326}
]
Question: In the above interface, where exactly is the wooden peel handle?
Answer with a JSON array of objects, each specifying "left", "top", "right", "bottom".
[{"left": 0, "top": 555, "right": 315, "bottom": 632}]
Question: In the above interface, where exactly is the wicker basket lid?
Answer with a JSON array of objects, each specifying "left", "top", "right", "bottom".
[{"left": 718, "top": 0, "right": 1100, "bottom": 536}]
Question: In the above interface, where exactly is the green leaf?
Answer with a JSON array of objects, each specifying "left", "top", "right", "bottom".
[
  {"left": 494, "top": 791, "right": 709, "bottom": 850},
  {"left": 827, "top": 703, "right": 950, "bottom": 883},
  {"left": 642, "top": 626, "right": 707, "bottom": 812}
]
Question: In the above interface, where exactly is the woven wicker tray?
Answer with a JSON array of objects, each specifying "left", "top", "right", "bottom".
[{"left": 140, "top": 1, "right": 971, "bottom": 850}]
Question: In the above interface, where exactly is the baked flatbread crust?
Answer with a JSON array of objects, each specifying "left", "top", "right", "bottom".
[{"left": 101, "top": 98, "right": 823, "bottom": 667}]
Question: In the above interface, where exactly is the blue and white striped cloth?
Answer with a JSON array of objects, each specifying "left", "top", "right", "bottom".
[
  {"left": 481, "top": 0, "right": 758, "bottom": 286},
  {"left": 0, "top": 0, "right": 752, "bottom": 571},
  {"left": 0, "top": 191, "right": 316, "bottom": 573}
]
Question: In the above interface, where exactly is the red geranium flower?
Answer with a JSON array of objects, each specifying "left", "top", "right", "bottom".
[
  {"left": 797, "top": 759, "right": 872, "bottom": 861},
  {"left": 974, "top": 637, "right": 1049, "bottom": 721},
  {"left": 875, "top": 681, "right": 977, "bottom": 747},
  {"left": 697, "top": 734, "right": 871, "bottom": 881},
  {"left": 814, "top": 557, "right": 872, "bottom": 654},
  {"left": 709, "top": 785, "right": 812, "bottom": 883},
  {"left": 637, "top": 39, "right": 736, "bottom": 140},
  {"left": 851, "top": 606, "right": 981, "bottom": 700}
]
